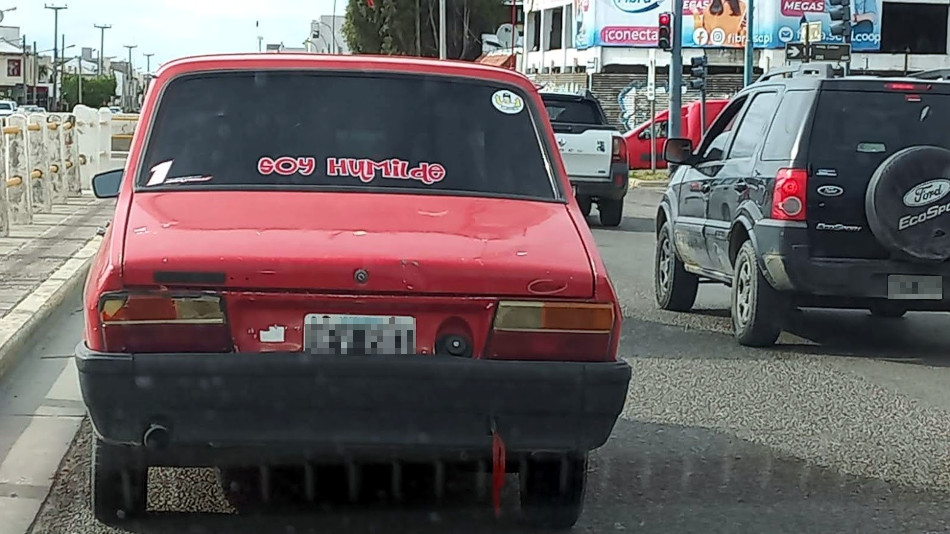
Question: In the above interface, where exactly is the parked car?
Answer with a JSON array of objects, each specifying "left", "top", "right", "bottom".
[
  {"left": 80, "top": 54, "right": 631, "bottom": 528},
  {"left": 0, "top": 100, "right": 17, "bottom": 117},
  {"left": 624, "top": 99, "right": 729, "bottom": 169},
  {"left": 540, "top": 91, "right": 630, "bottom": 226},
  {"left": 655, "top": 62, "right": 950, "bottom": 346}
]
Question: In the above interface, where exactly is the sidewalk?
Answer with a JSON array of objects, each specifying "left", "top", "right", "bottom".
[{"left": 0, "top": 195, "right": 113, "bottom": 377}]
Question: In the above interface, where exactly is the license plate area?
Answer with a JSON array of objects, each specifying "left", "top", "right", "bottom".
[
  {"left": 887, "top": 275, "right": 943, "bottom": 300},
  {"left": 303, "top": 314, "right": 416, "bottom": 355}
]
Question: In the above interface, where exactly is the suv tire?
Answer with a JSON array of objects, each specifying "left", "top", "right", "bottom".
[
  {"left": 732, "top": 240, "right": 784, "bottom": 347},
  {"left": 91, "top": 438, "right": 147, "bottom": 524},
  {"left": 655, "top": 222, "right": 699, "bottom": 311},
  {"left": 598, "top": 198, "right": 623, "bottom": 227},
  {"left": 520, "top": 454, "right": 587, "bottom": 530},
  {"left": 577, "top": 195, "right": 592, "bottom": 217}
]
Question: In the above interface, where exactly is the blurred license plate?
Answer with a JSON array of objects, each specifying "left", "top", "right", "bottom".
[
  {"left": 887, "top": 275, "right": 943, "bottom": 300},
  {"left": 303, "top": 314, "right": 415, "bottom": 355}
]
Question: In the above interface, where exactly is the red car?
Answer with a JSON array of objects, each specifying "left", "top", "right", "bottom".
[{"left": 79, "top": 54, "right": 631, "bottom": 529}]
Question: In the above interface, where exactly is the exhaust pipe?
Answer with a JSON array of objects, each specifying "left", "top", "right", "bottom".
[{"left": 143, "top": 423, "right": 169, "bottom": 450}]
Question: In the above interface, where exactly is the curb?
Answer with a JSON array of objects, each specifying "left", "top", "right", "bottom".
[{"left": 0, "top": 237, "right": 100, "bottom": 379}]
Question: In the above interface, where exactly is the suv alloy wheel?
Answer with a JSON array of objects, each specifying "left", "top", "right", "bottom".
[
  {"left": 731, "top": 241, "right": 784, "bottom": 346},
  {"left": 655, "top": 222, "right": 699, "bottom": 311}
]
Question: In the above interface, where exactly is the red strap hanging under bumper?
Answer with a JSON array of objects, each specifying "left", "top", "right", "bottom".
[{"left": 491, "top": 429, "right": 506, "bottom": 518}]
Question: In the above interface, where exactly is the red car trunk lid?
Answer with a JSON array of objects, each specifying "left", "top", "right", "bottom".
[{"left": 121, "top": 191, "right": 594, "bottom": 298}]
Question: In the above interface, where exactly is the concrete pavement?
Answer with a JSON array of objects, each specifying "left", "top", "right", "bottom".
[{"left": 0, "top": 194, "right": 111, "bottom": 533}]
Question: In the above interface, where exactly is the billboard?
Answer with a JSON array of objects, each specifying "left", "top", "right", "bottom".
[{"left": 573, "top": 0, "right": 881, "bottom": 51}]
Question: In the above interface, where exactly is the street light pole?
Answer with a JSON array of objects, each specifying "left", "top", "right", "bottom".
[
  {"left": 94, "top": 23, "right": 110, "bottom": 76},
  {"left": 45, "top": 4, "right": 67, "bottom": 111},
  {"left": 438, "top": 0, "right": 446, "bottom": 59},
  {"left": 143, "top": 52, "right": 153, "bottom": 75},
  {"left": 123, "top": 44, "right": 136, "bottom": 111},
  {"left": 743, "top": 0, "right": 755, "bottom": 86}
]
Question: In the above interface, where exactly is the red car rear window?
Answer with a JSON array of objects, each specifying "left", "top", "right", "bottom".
[{"left": 136, "top": 71, "right": 558, "bottom": 200}]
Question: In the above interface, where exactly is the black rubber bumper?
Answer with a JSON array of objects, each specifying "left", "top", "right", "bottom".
[
  {"left": 76, "top": 344, "right": 631, "bottom": 465},
  {"left": 755, "top": 221, "right": 950, "bottom": 309},
  {"left": 571, "top": 163, "right": 629, "bottom": 200}
]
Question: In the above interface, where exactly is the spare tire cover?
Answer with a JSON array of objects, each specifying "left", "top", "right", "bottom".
[{"left": 865, "top": 145, "right": 950, "bottom": 262}]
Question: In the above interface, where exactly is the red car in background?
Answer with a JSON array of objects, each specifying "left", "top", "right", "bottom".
[
  {"left": 79, "top": 54, "right": 631, "bottom": 529},
  {"left": 624, "top": 99, "right": 729, "bottom": 169}
]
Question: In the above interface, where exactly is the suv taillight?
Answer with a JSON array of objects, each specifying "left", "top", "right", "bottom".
[
  {"left": 771, "top": 168, "right": 807, "bottom": 221},
  {"left": 611, "top": 137, "right": 627, "bottom": 164},
  {"left": 99, "top": 292, "right": 232, "bottom": 353},
  {"left": 484, "top": 301, "right": 616, "bottom": 362}
]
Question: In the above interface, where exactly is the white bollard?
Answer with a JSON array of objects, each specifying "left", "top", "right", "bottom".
[
  {"left": 61, "top": 114, "right": 81, "bottom": 197},
  {"left": 45, "top": 113, "right": 68, "bottom": 204},
  {"left": 26, "top": 113, "right": 52, "bottom": 214},
  {"left": 3, "top": 115, "right": 32, "bottom": 225}
]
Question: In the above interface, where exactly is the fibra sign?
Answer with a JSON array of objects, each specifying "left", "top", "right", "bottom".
[{"left": 612, "top": 0, "right": 664, "bottom": 13}]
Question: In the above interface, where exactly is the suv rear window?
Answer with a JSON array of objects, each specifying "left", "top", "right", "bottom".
[
  {"left": 138, "top": 72, "right": 557, "bottom": 200},
  {"left": 809, "top": 89, "right": 950, "bottom": 163},
  {"left": 542, "top": 98, "right": 602, "bottom": 124}
]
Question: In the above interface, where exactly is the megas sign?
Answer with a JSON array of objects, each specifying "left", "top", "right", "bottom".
[{"left": 612, "top": 0, "right": 663, "bottom": 13}]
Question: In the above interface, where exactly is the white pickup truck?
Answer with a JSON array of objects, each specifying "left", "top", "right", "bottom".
[{"left": 540, "top": 91, "right": 630, "bottom": 227}]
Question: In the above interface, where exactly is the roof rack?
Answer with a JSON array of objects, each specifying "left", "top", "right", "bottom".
[{"left": 757, "top": 62, "right": 838, "bottom": 83}]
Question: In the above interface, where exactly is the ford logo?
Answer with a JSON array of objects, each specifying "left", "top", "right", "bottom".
[
  {"left": 903, "top": 179, "right": 950, "bottom": 208},
  {"left": 612, "top": 0, "right": 663, "bottom": 13},
  {"left": 816, "top": 185, "right": 844, "bottom": 197}
]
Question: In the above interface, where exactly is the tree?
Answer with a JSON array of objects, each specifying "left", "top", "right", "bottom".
[
  {"left": 343, "top": 0, "right": 507, "bottom": 60},
  {"left": 60, "top": 74, "right": 117, "bottom": 109}
]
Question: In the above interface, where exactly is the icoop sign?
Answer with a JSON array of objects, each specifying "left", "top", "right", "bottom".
[{"left": 612, "top": 0, "right": 663, "bottom": 13}]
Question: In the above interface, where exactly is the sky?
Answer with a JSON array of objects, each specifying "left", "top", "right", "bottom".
[{"left": 5, "top": 0, "right": 342, "bottom": 70}]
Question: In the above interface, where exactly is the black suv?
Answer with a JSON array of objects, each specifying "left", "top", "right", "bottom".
[{"left": 655, "top": 63, "right": 950, "bottom": 346}]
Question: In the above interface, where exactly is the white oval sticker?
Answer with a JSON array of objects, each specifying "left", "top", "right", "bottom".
[
  {"left": 491, "top": 90, "right": 524, "bottom": 114},
  {"left": 903, "top": 179, "right": 950, "bottom": 208}
]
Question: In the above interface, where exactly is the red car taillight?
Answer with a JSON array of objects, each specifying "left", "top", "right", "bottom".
[
  {"left": 611, "top": 137, "right": 627, "bottom": 164},
  {"left": 99, "top": 292, "right": 232, "bottom": 353},
  {"left": 484, "top": 301, "right": 616, "bottom": 362},
  {"left": 771, "top": 168, "right": 807, "bottom": 221}
]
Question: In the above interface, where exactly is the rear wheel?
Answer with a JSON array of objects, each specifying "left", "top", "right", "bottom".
[
  {"left": 520, "top": 454, "right": 587, "bottom": 530},
  {"left": 598, "top": 198, "right": 623, "bottom": 227},
  {"left": 91, "top": 438, "right": 147, "bottom": 524},
  {"left": 655, "top": 222, "right": 699, "bottom": 311},
  {"left": 870, "top": 303, "right": 908, "bottom": 318},
  {"left": 576, "top": 195, "right": 592, "bottom": 217},
  {"left": 732, "top": 240, "right": 784, "bottom": 347}
]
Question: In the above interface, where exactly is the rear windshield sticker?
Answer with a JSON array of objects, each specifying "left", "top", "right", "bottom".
[
  {"left": 327, "top": 157, "right": 446, "bottom": 185},
  {"left": 164, "top": 175, "right": 213, "bottom": 185},
  {"left": 146, "top": 160, "right": 173, "bottom": 186},
  {"left": 491, "top": 90, "right": 524, "bottom": 115},
  {"left": 258, "top": 156, "right": 316, "bottom": 176}
]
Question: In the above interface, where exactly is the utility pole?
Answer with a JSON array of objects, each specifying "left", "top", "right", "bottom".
[
  {"left": 94, "top": 23, "right": 110, "bottom": 75},
  {"left": 31, "top": 40, "right": 37, "bottom": 105},
  {"left": 45, "top": 4, "right": 67, "bottom": 111},
  {"left": 20, "top": 35, "right": 25, "bottom": 105},
  {"left": 669, "top": 0, "right": 683, "bottom": 139},
  {"left": 331, "top": 0, "right": 338, "bottom": 54},
  {"left": 438, "top": 0, "right": 446, "bottom": 59},
  {"left": 743, "top": 0, "right": 755, "bottom": 86},
  {"left": 123, "top": 44, "right": 136, "bottom": 111}
]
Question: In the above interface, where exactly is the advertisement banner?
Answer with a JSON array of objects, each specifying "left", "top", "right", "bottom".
[{"left": 573, "top": 0, "right": 881, "bottom": 51}]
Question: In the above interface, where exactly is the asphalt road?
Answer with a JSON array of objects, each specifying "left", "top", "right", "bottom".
[{"left": 16, "top": 187, "right": 950, "bottom": 533}]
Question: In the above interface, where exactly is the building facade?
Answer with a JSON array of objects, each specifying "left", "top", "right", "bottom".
[{"left": 523, "top": 0, "right": 950, "bottom": 128}]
